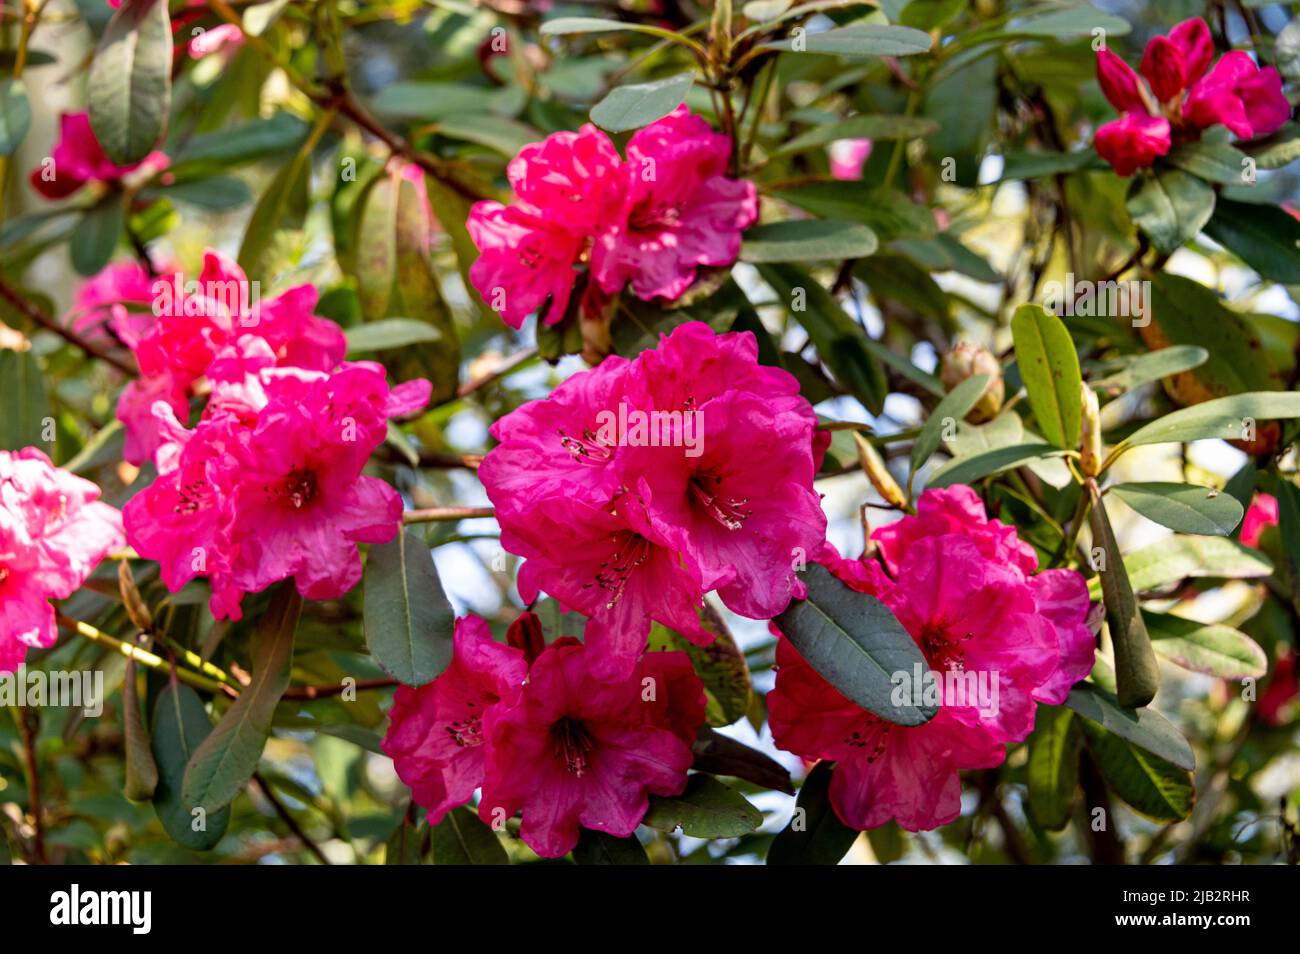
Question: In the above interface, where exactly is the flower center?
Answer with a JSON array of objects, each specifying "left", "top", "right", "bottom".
[
  {"left": 588, "top": 530, "right": 651, "bottom": 608},
  {"left": 844, "top": 714, "right": 892, "bottom": 765},
  {"left": 281, "top": 468, "right": 318, "bottom": 509},
  {"left": 558, "top": 426, "right": 614, "bottom": 464},
  {"left": 551, "top": 716, "right": 596, "bottom": 777},
  {"left": 689, "top": 473, "right": 751, "bottom": 530},
  {"left": 631, "top": 200, "right": 682, "bottom": 232},
  {"left": 444, "top": 713, "right": 484, "bottom": 748},
  {"left": 922, "top": 628, "right": 973, "bottom": 673}
]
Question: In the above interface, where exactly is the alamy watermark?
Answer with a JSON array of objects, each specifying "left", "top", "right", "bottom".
[
  {"left": 592, "top": 401, "right": 705, "bottom": 458},
  {"left": 890, "top": 663, "right": 1000, "bottom": 718},
  {"left": 1041, "top": 272, "right": 1150, "bottom": 327},
  {"left": 151, "top": 273, "right": 262, "bottom": 324},
  {"left": 0, "top": 666, "right": 104, "bottom": 717}
]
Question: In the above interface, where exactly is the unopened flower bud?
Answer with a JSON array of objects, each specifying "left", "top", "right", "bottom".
[
  {"left": 939, "top": 343, "right": 1004, "bottom": 423},
  {"left": 1080, "top": 381, "right": 1103, "bottom": 476},
  {"left": 853, "top": 432, "right": 907, "bottom": 510}
]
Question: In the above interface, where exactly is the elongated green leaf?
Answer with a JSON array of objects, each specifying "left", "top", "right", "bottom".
[
  {"left": 1026, "top": 705, "right": 1080, "bottom": 831},
  {"left": 590, "top": 72, "right": 693, "bottom": 132},
  {"left": 70, "top": 200, "right": 125, "bottom": 276},
  {"left": 356, "top": 170, "right": 399, "bottom": 321},
  {"left": 1008, "top": 7, "right": 1132, "bottom": 37},
  {"left": 1126, "top": 168, "right": 1215, "bottom": 254},
  {"left": 1091, "top": 346, "right": 1208, "bottom": 392},
  {"left": 1081, "top": 721, "right": 1194, "bottom": 822},
  {"left": 172, "top": 114, "right": 307, "bottom": 167},
  {"left": 384, "top": 814, "right": 424, "bottom": 865},
  {"left": 1109, "top": 482, "right": 1244, "bottom": 536},
  {"left": 345, "top": 318, "right": 441, "bottom": 354},
  {"left": 1242, "top": 121, "right": 1300, "bottom": 170},
  {"left": 0, "top": 79, "right": 31, "bottom": 156},
  {"left": 88, "top": 0, "right": 172, "bottom": 165},
  {"left": 1063, "top": 682, "right": 1195, "bottom": 771},
  {"left": 742, "top": 219, "right": 878, "bottom": 263},
  {"left": 926, "top": 441, "right": 1064, "bottom": 488},
  {"left": 433, "top": 114, "right": 538, "bottom": 156},
  {"left": 1165, "top": 141, "right": 1249, "bottom": 184},
  {"left": 0, "top": 349, "right": 50, "bottom": 451},
  {"left": 910, "top": 374, "right": 990, "bottom": 477},
  {"left": 998, "top": 149, "right": 1104, "bottom": 181},
  {"left": 237, "top": 124, "right": 316, "bottom": 282},
  {"left": 152, "top": 683, "right": 231, "bottom": 850},
  {"left": 363, "top": 529, "right": 455, "bottom": 686},
  {"left": 775, "top": 183, "right": 935, "bottom": 240},
  {"left": 430, "top": 806, "right": 509, "bottom": 865},
  {"left": 768, "top": 761, "right": 857, "bottom": 865},
  {"left": 1273, "top": 479, "right": 1300, "bottom": 611},
  {"left": 774, "top": 563, "right": 935, "bottom": 726},
  {"left": 890, "top": 234, "right": 1000, "bottom": 282},
  {"left": 1203, "top": 197, "right": 1300, "bottom": 283},
  {"left": 183, "top": 584, "right": 301, "bottom": 814},
  {"left": 756, "top": 263, "right": 887, "bottom": 414},
  {"left": 572, "top": 829, "right": 649, "bottom": 865},
  {"left": 122, "top": 659, "right": 158, "bottom": 801},
  {"left": 762, "top": 23, "right": 932, "bottom": 57},
  {"left": 1088, "top": 485, "right": 1160, "bottom": 708},
  {"left": 774, "top": 114, "right": 938, "bottom": 156},
  {"left": 643, "top": 775, "right": 762, "bottom": 838},
  {"left": 1088, "top": 536, "right": 1272, "bottom": 599},
  {"left": 1012, "top": 303, "right": 1082, "bottom": 449},
  {"left": 1123, "top": 391, "right": 1300, "bottom": 447},
  {"left": 1143, "top": 611, "right": 1267, "bottom": 680}
]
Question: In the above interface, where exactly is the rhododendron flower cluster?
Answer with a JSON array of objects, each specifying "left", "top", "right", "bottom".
[
  {"left": 123, "top": 353, "right": 430, "bottom": 621},
  {"left": 29, "top": 112, "right": 169, "bottom": 200},
  {"left": 383, "top": 614, "right": 706, "bottom": 858},
  {"left": 468, "top": 106, "right": 757, "bottom": 328},
  {"left": 113, "top": 250, "right": 348, "bottom": 465},
  {"left": 479, "top": 320, "right": 827, "bottom": 676},
  {"left": 1094, "top": 17, "right": 1290, "bottom": 175},
  {"left": 0, "top": 449, "right": 124, "bottom": 671},
  {"left": 768, "top": 486, "right": 1095, "bottom": 832}
]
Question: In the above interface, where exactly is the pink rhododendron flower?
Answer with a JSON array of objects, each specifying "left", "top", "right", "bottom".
[
  {"left": 382, "top": 616, "right": 528, "bottom": 824},
  {"left": 124, "top": 361, "right": 429, "bottom": 620},
  {"left": 1259, "top": 648, "right": 1298, "bottom": 727},
  {"left": 829, "top": 138, "right": 872, "bottom": 180},
  {"left": 1240, "top": 492, "right": 1279, "bottom": 548},
  {"left": 769, "top": 486, "right": 1094, "bottom": 831},
  {"left": 0, "top": 448, "right": 123, "bottom": 671},
  {"left": 117, "top": 250, "right": 348, "bottom": 465},
  {"left": 479, "top": 638, "right": 705, "bottom": 858},
  {"left": 68, "top": 261, "right": 156, "bottom": 344},
  {"left": 1093, "top": 18, "right": 1290, "bottom": 176},
  {"left": 468, "top": 109, "right": 756, "bottom": 326},
  {"left": 29, "top": 113, "right": 168, "bottom": 200},
  {"left": 481, "top": 321, "right": 826, "bottom": 676},
  {"left": 188, "top": 23, "right": 244, "bottom": 59}
]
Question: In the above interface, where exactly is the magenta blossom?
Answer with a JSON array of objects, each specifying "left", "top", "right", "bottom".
[
  {"left": 1240, "top": 492, "right": 1279, "bottom": 548},
  {"left": 468, "top": 109, "right": 756, "bottom": 327},
  {"left": 0, "top": 449, "right": 124, "bottom": 671},
  {"left": 479, "top": 638, "right": 705, "bottom": 858},
  {"left": 29, "top": 113, "right": 168, "bottom": 200},
  {"left": 1094, "top": 18, "right": 1290, "bottom": 176},
  {"left": 829, "top": 138, "right": 873, "bottom": 180},
  {"left": 68, "top": 261, "right": 157, "bottom": 345},
  {"left": 382, "top": 616, "right": 529, "bottom": 824}
]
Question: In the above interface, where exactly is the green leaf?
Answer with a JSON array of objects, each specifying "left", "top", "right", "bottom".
[
  {"left": 741, "top": 219, "right": 878, "bottom": 263},
  {"left": 910, "top": 374, "right": 990, "bottom": 478},
  {"left": 755, "top": 263, "right": 887, "bottom": 414},
  {"left": 643, "top": 775, "right": 763, "bottom": 838},
  {"left": 1026, "top": 705, "right": 1081, "bottom": 831},
  {"left": 1091, "top": 345, "right": 1208, "bottom": 392},
  {"left": 773, "top": 114, "right": 939, "bottom": 157},
  {"left": 363, "top": 529, "right": 455, "bottom": 687},
  {"left": 998, "top": 149, "right": 1104, "bottom": 181},
  {"left": 151, "top": 175, "right": 251, "bottom": 211},
  {"left": 1272, "top": 479, "right": 1300, "bottom": 612},
  {"left": 1088, "top": 486, "right": 1160, "bottom": 709},
  {"left": 762, "top": 23, "right": 933, "bottom": 57},
  {"left": 121, "top": 659, "right": 158, "bottom": 802},
  {"left": 1123, "top": 391, "right": 1300, "bottom": 447},
  {"left": 151, "top": 683, "right": 230, "bottom": 850},
  {"left": 182, "top": 583, "right": 301, "bottom": 814},
  {"left": 1165, "top": 141, "right": 1249, "bottom": 184},
  {"left": 647, "top": 603, "right": 751, "bottom": 727},
  {"left": 1011, "top": 303, "right": 1082, "bottom": 449},
  {"left": 1009, "top": 7, "right": 1132, "bottom": 36},
  {"left": 900, "top": 0, "right": 966, "bottom": 30},
  {"left": 1109, "top": 482, "right": 1244, "bottom": 536},
  {"left": 0, "top": 349, "right": 50, "bottom": 451},
  {"left": 432, "top": 114, "right": 539, "bottom": 156},
  {"left": 345, "top": 318, "right": 443, "bottom": 354},
  {"left": 69, "top": 200, "right": 125, "bottom": 276},
  {"left": 692, "top": 726, "right": 794, "bottom": 795},
  {"left": 775, "top": 183, "right": 935, "bottom": 241},
  {"left": 1143, "top": 611, "right": 1267, "bottom": 680},
  {"left": 172, "top": 114, "right": 307, "bottom": 167},
  {"left": 768, "top": 761, "right": 858, "bottom": 865},
  {"left": 773, "top": 563, "right": 936, "bottom": 727},
  {"left": 236, "top": 121, "right": 317, "bottom": 283},
  {"left": 429, "top": 806, "right": 509, "bottom": 865},
  {"left": 1081, "top": 722, "right": 1194, "bottom": 822},
  {"left": 590, "top": 72, "right": 694, "bottom": 132},
  {"left": 1088, "top": 535, "right": 1272, "bottom": 600},
  {"left": 572, "top": 829, "right": 649, "bottom": 865},
  {"left": 1126, "top": 169, "right": 1215, "bottom": 254},
  {"left": 355, "top": 170, "right": 399, "bottom": 321},
  {"left": 1063, "top": 683, "right": 1195, "bottom": 772},
  {"left": 926, "top": 441, "right": 1064, "bottom": 488},
  {"left": 1242, "top": 121, "right": 1300, "bottom": 170},
  {"left": 1203, "top": 197, "right": 1300, "bottom": 284},
  {"left": 890, "top": 234, "right": 1000, "bottom": 282},
  {"left": 0, "top": 79, "right": 31, "bottom": 156},
  {"left": 66, "top": 419, "right": 125, "bottom": 474},
  {"left": 87, "top": 0, "right": 172, "bottom": 165},
  {"left": 384, "top": 813, "right": 424, "bottom": 864}
]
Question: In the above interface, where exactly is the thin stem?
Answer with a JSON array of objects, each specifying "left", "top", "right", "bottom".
[
  {"left": 0, "top": 275, "right": 137, "bottom": 375},
  {"left": 282, "top": 678, "right": 398, "bottom": 700},
  {"left": 56, "top": 613, "right": 230, "bottom": 696},
  {"left": 13, "top": 706, "right": 46, "bottom": 864},
  {"left": 403, "top": 506, "right": 495, "bottom": 523},
  {"left": 254, "top": 772, "right": 331, "bottom": 865}
]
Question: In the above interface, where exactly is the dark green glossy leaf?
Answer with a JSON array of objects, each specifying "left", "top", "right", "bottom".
[
  {"left": 767, "top": 761, "right": 858, "bottom": 865},
  {"left": 363, "top": 529, "right": 455, "bottom": 686},
  {"left": 643, "top": 775, "right": 762, "bottom": 838}
]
